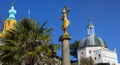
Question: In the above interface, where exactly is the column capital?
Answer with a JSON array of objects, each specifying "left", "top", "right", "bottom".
[{"left": 59, "top": 34, "right": 71, "bottom": 42}]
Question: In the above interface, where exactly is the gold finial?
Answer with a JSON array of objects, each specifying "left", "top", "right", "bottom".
[{"left": 102, "top": 45, "right": 105, "bottom": 49}]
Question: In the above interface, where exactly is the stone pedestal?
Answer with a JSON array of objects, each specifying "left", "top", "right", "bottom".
[{"left": 59, "top": 34, "right": 71, "bottom": 65}]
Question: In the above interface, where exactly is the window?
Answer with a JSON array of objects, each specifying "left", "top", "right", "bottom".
[
  {"left": 8, "top": 21, "right": 10, "bottom": 26},
  {"left": 95, "top": 57, "right": 96, "bottom": 60},
  {"left": 98, "top": 54, "right": 101, "bottom": 57},
  {"left": 89, "top": 50, "right": 92, "bottom": 54},
  {"left": 81, "top": 52, "right": 83, "bottom": 55}
]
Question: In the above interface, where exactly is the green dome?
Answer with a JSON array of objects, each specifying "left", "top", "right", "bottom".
[{"left": 78, "top": 35, "right": 107, "bottom": 50}]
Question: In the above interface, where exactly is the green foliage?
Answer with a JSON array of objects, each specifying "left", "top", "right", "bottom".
[
  {"left": 70, "top": 40, "right": 80, "bottom": 58},
  {"left": 0, "top": 18, "right": 59, "bottom": 65}
]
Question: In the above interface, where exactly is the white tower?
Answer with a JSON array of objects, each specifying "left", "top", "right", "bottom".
[
  {"left": 87, "top": 18, "right": 95, "bottom": 45},
  {"left": 87, "top": 18, "right": 95, "bottom": 36}
]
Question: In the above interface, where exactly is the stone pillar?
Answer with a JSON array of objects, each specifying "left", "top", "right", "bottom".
[{"left": 59, "top": 34, "right": 71, "bottom": 65}]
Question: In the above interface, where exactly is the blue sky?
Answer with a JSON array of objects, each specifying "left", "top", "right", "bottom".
[{"left": 0, "top": 0, "right": 120, "bottom": 62}]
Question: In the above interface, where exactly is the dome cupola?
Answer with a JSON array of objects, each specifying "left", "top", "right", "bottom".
[
  {"left": 78, "top": 18, "right": 107, "bottom": 50},
  {"left": 8, "top": 2, "right": 17, "bottom": 20}
]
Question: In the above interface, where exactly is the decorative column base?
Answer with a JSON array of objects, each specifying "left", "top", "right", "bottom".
[{"left": 59, "top": 34, "right": 71, "bottom": 65}]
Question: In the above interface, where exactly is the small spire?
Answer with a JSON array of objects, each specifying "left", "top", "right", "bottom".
[
  {"left": 89, "top": 18, "right": 92, "bottom": 22},
  {"left": 87, "top": 18, "right": 94, "bottom": 28},
  {"left": 28, "top": 10, "right": 31, "bottom": 19},
  {"left": 8, "top": 2, "right": 17, "bottom": 20},
  {"left": 11, "top": 2, "right": 14, "bottom": 6},
  {"left": 87, "top": 18, "right": 95, "bottom": 35},
  {"left": 88, "top": 18, "right": 94, "bottom": 26}
]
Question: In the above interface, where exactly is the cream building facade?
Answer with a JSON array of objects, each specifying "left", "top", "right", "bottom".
[{"left": 77, "top": 19, "right": 118, "bottom": 65}]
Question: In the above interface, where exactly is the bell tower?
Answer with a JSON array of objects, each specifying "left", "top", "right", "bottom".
[
  {"left": 87, "top": 18, "right": 95, "bottom": 45},
  {"left": 0, "top": 2, "right": 17, "bottom": 37},
  {"left": 87, "top": 18, "right": 95, "bottom": 36}
]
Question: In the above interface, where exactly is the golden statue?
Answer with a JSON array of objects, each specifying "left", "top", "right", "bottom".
[{"left": 60, "top": 6, "right": 70, "bottom": 35}]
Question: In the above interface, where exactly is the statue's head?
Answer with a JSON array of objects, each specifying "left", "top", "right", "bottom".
[{"left": 62, "top": 6, "right": 70, "bottom": 14}]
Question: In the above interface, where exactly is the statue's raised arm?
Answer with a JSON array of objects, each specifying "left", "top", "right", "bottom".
[{"left": 60, "top": 6, "right": 70, "bottom": 35}]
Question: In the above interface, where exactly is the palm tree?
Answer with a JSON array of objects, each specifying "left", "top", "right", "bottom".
[
  {"left": 0, "top": 18, "right": 59, "bottom": 65},
  {"left": 0, "top": 40, "right": 19, "bottom": 65}
]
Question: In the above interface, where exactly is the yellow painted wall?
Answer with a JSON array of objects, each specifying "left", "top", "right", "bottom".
[{"left": 0, "top": 19, "right": 17, "bottom": 37}]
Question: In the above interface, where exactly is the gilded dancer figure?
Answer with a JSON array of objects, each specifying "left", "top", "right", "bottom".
[{"left": 60, "top": 6, "right": 70, "bottom": 35}]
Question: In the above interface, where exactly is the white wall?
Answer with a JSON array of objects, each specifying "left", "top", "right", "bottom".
[
  {"left": 78, "top": 47, "right": 118, "bottom": 65},
  {"left": 94, "top": 48, "right": 118, "bottom": 65},
  {"left": 77, "top": 46, "right": 102, "bottom": 65}
]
